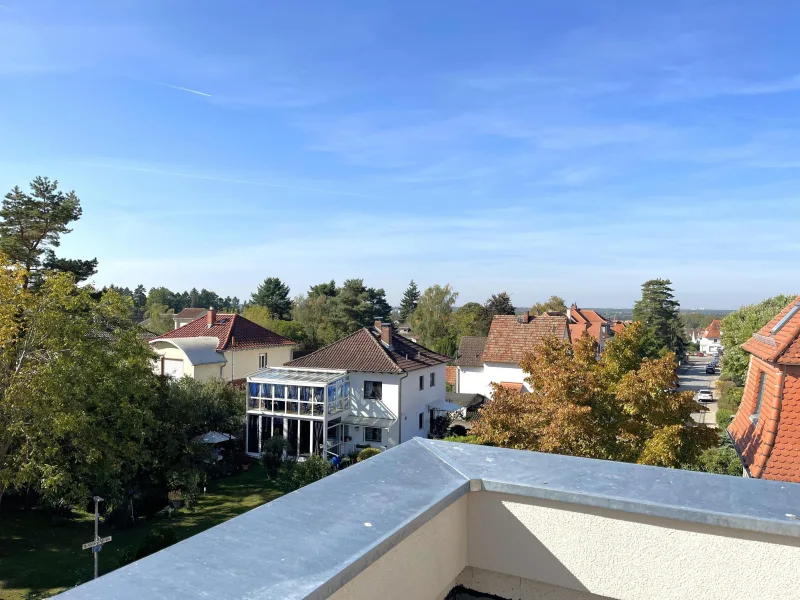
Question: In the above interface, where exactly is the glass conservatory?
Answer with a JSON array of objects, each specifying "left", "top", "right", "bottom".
[{"left": 245, "top": 367, "right": 361, "bottom": 459}]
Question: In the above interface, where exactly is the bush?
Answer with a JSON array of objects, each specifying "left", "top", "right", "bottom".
[
  {"left": 135, "top": 528, "right": 179, "bottom": 560},
  {"left": 261, "top": 436, "right": 289, "bottom": 478},
  {"left": 441, "top": 434, "right": 484, "bottom": 444},
  {"left": 429, "top": 414, "right": 452, "bottom": 439},
  {"left": 696, "top": 445, "right": 742, "bottom": 476},
  {"left": 357, "top": 447, "right": 381, "bottom": 462},
  {"left": 448, "top": 424, "right": 468, "bottom": 437},
  {"left": 716, "top": 408, "right": 735, "bottom": 429},
  {"left": 279, "top": 455, "right": 334, "bottom": 492},
  {"left": 719, "top": 386, "right": 744, "bottom": 411}
]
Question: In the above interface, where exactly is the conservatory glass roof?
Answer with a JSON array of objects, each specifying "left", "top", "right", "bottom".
[{"left": 247, "top": 367, "right": 347, "bottom": 384}]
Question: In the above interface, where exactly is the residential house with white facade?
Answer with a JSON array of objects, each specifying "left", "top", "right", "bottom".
[
  {"left": 699, "top": 319, "right": 723, "bottom": 354},
  {"left": 172, "top": 307, "right": 208, "bottom": 329},
  {"left": 454, "top": 313, "right": 569, "bottom": 398},
  {"left": 245, "top": 320, "right": 451, "bottom": 459},
  {"left": 150, "top": 309, "right": 296, "bottom": 382}
]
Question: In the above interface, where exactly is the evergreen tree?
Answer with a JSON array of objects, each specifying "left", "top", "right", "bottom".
[
  {"left": 133, "top": 284, "right": 147, "bottom": 310},
  {"left": 484, "top": 291, "right": 515, "bottom": 318},
  {"left": 632, "top": 279, "right": 686, "bottom": 360},
  {"left": 399, "top": 280, "right": 421, "bottom": 323},
  {"left": 0, "top": 176, "right": 97, "bottom": 287},
  {"left": 250, "top": 277, "right": 292, "bottom": 320},
  {"left": 189, "top": 287, "right": 200, "bottom": 308},
  {"left": 309, "top": 280, "right": 337, "bottom": 298}
]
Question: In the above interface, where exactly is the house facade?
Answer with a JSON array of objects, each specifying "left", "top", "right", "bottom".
[
  {"left": 454, "top": 313, "right": 569, "bottom": 398},
  {"left": 245, "top": 321, "right": 451, "bottom": 459},
  {"left": 173, "top": 307, "right": 208, "bottom": 329},
  {"left": 699, "top": 319, "right": 723, "bottom": 354},
  {"left": 728, "top": 297, "right": 800, "bottom": 483},
  {"left": 567, "top": 304, "right": 614, "bottom": 354},
  {"left": 150, "top": 309, "right": 296, "bottom": 382}
]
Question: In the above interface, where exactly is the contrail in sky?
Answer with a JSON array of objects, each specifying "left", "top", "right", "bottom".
[{"left": 150, "top": 81, "right": 212, "bottom": 97}]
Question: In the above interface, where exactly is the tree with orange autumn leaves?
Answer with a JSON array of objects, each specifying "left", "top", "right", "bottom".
[{"left": 471, "top": 322, "right": 717, "bottom": 468}]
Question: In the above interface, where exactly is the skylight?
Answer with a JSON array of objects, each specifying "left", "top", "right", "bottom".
[{"left": 770, "top": 303, "right": 800, "bottom": 336}]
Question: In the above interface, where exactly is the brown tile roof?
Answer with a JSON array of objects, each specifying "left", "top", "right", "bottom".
[
  {"left": 285, "top": 326, "right": 451, "bottom": 373},
  {"left": 742, "top": 297, "right": 800, "bottom": 364},
  {"left": 498, "top": 382, "right": 524, "bottom": 392},
  {"left": 154, "top": 313, "right": 295, "bottom": 351},
  {"left": 611, "top": 321, "right": 627, "bottom": 335},
  {"left": 482, "top": 314, "right": 569, "bottom": 364},
  {"left": 702, "top": 319, "right": 722, "bottom": 340},
  {"left": 454, "top": 336, "right": 488, "bottom": 367},
  {"left": 175, "top": 307, "right": 208, "bottom": 319},
  {"left": 568, "top": 305, "right": 609, "bottom": 345}
]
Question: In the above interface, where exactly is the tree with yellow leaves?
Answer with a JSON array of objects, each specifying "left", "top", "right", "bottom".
[{"left": 471, "top": 322, "right": 717, "bottom": 468}]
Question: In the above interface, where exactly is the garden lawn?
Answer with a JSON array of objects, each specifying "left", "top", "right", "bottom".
[{"left": 0, "top": 466, "right": 283, "bottom": 600}]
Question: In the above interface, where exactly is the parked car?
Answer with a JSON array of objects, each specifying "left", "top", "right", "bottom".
[
  {"left": 696, "top": 351, "right": 705, "bottom": 356},
  {"left": 696, "top": 390, "right": 714, "bottom": 402}
]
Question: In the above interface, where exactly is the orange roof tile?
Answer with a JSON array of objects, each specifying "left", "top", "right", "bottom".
[
  {"left": 702, "top": 319, "right": 722, "bottom": 339},
  {"left": 568, "top": 305, "right": 609, "bottom": 345},
  {"left": 742, "top": 296, "right": 800, "bottom": 364},
  {"left": 498, "top": 382, "right": 524, "bottom": 392},
  {"left": 446, "top": 365, "right": 457, "bottom": 386},
  {"left": 155, "top": 313, "right": 295, "bottom": 351},
  {"left": 482, "top": 314, "right": 568, "bottom": 364}
]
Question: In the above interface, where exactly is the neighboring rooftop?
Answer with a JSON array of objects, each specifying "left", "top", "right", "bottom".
[
  {"left": 453, "top": 336, "right": 488, "bottom": 367},
  {"left": 285, "top": 324, "right": 451, "bottom": 373},
  {"left": 174, "top": 307, "right": 208, "bottom": 320},
  {"left": 703, "top": 319, "right": 722, "bottom": 340},
  {"left": 481, "top": 314, "right": 568, "bottom": 364},
  {"left": 742, "top": 297, "right": 800, "bottom": 364},
  {"left": 568, "top": 304, "right": 609, "bottom": 345},
  {"left": 154, "top": 311, "right": 295, "bottom": 351},
  {"left": 59, "top": 439, "right": 800, "bottom": 600}
]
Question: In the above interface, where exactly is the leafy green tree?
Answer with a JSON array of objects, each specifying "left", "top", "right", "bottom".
[
  {"left": 410, "top": 284, "right": 458, "bottom": 355},
  {"left": 484, "top": 292, "right": 515, "bottom": 318},
  {"left": 251, "top": 277, "right": 292, "bottom": 320},
  {"left": 241, "top": 305, "right": 306, "bottom": 347},
  {"left": 144, "top": 302, "right": 175, "bottom": 335},
  {"left": 451, "top": 302, "right": 490, "bottom": 338},
  {"left": 696, "top": 445, "right": 742, "bottom": 476},
  {"left": 399, "top": 280, "right": 421, "bottom": 323},
  {"left": 531, "top": 295, "right": 568, "bottom": 315},
  {"left": 309, "top": 280, "right": 337, "bottom": 298},
  {"left": 721, "top": 295, "right": 794, "bottom": 384},
  {"left": 293, "top": 293, "right": 337, "bottom": 349},
  {"left": 0, "top": 177, "right": 97, "bottom": 288},
  {"left": 0, "top": 259, "right": 158, "bottom": 508},
  {"left": 632, "top": 279, "right": 686, "bottom": 360}
]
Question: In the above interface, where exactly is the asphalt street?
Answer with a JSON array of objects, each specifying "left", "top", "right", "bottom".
[{"left": 680, "top": 355, "right": 720, "bottom": 427}]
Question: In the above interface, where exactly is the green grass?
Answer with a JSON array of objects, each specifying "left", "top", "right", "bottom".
[{"left": 0, "top": 465, "right": 283, "bottom": 600}]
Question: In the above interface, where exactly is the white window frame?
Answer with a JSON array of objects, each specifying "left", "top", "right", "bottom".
[
  {"left": 259, "top": 353, "right": 267, "bottom": 369},
  {"left": 364, "top": 381, "right": 382, "bottom": 400},
  {"left": 364, "top": 427, "right": 382, "bottom": 443}
]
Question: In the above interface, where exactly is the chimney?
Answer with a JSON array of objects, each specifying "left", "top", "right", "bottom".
[
  {"left": 381, "top": 322, "right": 393, "bottom": 348},
  {"left": 374, "top": 319, "right": 383, "bottom": 331},
  {"left": 207, "top": 307, "right": 216, "bottom": 328},
  {"left": 522, "top": 311, "right": 530, "bottom": 323}
]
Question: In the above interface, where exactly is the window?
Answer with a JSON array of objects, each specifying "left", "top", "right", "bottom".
[
  {"left": 419, "top": 412, "right": 424, "bottom": 429},
  {"left": 364, "top": 381, "right": 382, "bottom": 400},
  {"left": 365, "top": 427, "right": 382, "bottom": 443},
  {"left": 258, "top": 353, "right": 267, "bottom": 369},
  {"left": 430, "top": 372, "right": 435, "bottom": 387},
  {"left": 752, "top": 372, "right": 767, "bottom": 422},
  {"left": 419, "top": 375, "right": 424, "bottom": 390}
]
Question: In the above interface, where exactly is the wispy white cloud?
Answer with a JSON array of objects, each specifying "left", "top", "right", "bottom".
[
  {"left": 656, "top": 74, "right": 800, "bottom": 102},
  {"left": 148, "top": 81, "right": 211, "bottom": 97}
]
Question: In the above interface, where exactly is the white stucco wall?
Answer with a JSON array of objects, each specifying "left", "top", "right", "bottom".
[
  {"left": 400, "top": 364, "right": 447, "bottom": 441},
  {"left": 347, "top": 371, "right": 402, "bottom": 448},
  {"left": 329, "top": 496, "right": 468, "bottom": 600},
  {"left": 482, "top": 362, "right": 530, "bottom": 395},
  {"left": 219, "top": 345, "right": 295, "bottom": 381},
  {"left": 456, "top": 366, "right": 487, "bottom": 396},
  {"left": 150, "top": 343, "right": 196, "bottom": 378},
  {"left": 467, "top": 491, "right": 800, "bottom": 600}
]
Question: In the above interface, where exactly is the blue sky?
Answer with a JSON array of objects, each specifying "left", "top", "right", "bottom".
[{"left": 1, "top": 1, "right": 799, "bottom": 309}]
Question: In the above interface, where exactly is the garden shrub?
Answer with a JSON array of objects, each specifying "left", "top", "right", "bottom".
[
  {"left": 135, "top": 529, "right": 179, "bottom": 560},
  {"left": 279, "top": 455, "right": 334, "bottom": 491},
  {"left": 719, "top": 386, "right": 744, "bottom": 411},
  {"left": 448, "top": 424, "right": 468, "bottom": 437},
  {"left": 261, "top": 436, "right": 289, "bottom": 478},
  {"left": 357, "top": 447, "right": 381, "bottom": 462},
  {"left": 715, "top": 408, "right": 735, "bottom": 429},
  {"left": 696, "top": 445, "right": 742, "bottom": 476}
]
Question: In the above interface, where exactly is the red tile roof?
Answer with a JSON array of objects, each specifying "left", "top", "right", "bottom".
[
  {"left": 611, "top": 321, "right": 626, "bottom": 335},
  {"left": 446, "top": 365, "right": 457, "bottom": 387},
  {"left": 568, "top": 305, "right": 610, "bottom": 345},
  {"left": 154, "top": 313, "right": 295, "bottom": 351},
  {"left": 482, "top": 314, "right": 569, "bottom": 364},
  {"left": 742, "top": 296, "right": 800, "bottom": 364},
  {"left": 285, "top": 326, "right": 451, "bottom": 373},
  {"left": 175, "top": 307, "right": 208, "bottom": 319},
  {"left": 454, "top": 336, "right": 488, "bottom": 367},
  {"left": 702, "top": 319, "right": 722, "bottom": 340},
  {"left": 498, "top": 382, "right": 524, "bottom": 392}
]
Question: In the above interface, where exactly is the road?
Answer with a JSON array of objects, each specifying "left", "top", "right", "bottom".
[{"left": 679, "top": 355, "right": 720, "bottom": 427}]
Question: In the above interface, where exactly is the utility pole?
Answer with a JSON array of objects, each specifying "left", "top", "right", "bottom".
[{"left": 81, "top": 496, "right": 111, "bottom": 580}]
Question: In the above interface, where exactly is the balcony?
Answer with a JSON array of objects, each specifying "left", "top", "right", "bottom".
[{"left": 59, "top": 439, "right": 800, "bottom": 600}]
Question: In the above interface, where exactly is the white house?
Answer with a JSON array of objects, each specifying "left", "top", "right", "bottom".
[
  {"left": 454, "top": 313, "right": 570, "bottom": 398},
  {"left": 172, "top": 307, "right": 208, "bottom": 329},
  {"left": 150, "top": 309, "right": 296, "bottom": 382},
  {"left": 699, "top": 319, "right": 723, "bottom": 355},
  {"left": 244, "top": 321, "right": 452, "bottom": 459}
]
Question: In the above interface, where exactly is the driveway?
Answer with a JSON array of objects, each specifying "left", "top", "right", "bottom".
[{"left": 679, "top": 355, "right": 720, "bottom": 427}]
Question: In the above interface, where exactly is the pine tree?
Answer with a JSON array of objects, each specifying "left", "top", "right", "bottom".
[
  {"left": 250, "top": 277, "right": 292, "bottom": 320},
  {"left": 399, "top": 280, "right": 421, "bottom": 323},
  {"left": 632, "top": 279, "right": 686, "bottom": 360}
]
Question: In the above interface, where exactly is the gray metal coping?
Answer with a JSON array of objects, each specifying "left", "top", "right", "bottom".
[{"left": 60, "top": 438, "right": 800, "bottom": 600}]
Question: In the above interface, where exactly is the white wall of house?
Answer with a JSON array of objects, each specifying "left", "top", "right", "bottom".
[
  {"left": 150, "top": 343, "right": 198, "bottom": 378},
  {"left": 455, "top": 362, "right": 530, "bottom": 399},
  {"left": 400, "top": 364, "right": 447, "bottom": 443},
  {"left": 699, "top": 337, "right": 722, "bottom": 354},
  {"left": 347, "top": 371, "right": 402, "bottom": 448},
  {"left": 456, "top": 366, "right": 486, "bottom": 396},
  {"left": 219, "top": 345, "right": 294, "bottom": 381}
]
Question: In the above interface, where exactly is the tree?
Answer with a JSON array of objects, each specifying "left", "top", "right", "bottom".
[
  {"left": 632, "top": 279, "right": 686, "bottom": 360},
  {"left": 251, "top": 277, "right": 292, "bottom": 320},
  {"left": 410, "top": 284, "right": 458, "bottom": 356},
  {"left": 0, "top": 258, "right": 158, "bottom": 508},
  {"left": 242, "top": 305, "right": 307, "bottom": 348},
  {"left": 484, "top": 292, "right": 515, "bottom": 318},
  {"left": 471, "top": 322, "right": 717, "bottom": 468},
  {"left": 399, "top": 280, "right": 421, "bottom": 323},
  {"left": 132, "top": 284, "right": 147, "bottom": 311},
  {"left": 308, "top": 280, "right": 337, "bottom": 298},
  {"left": 451, "top": 302, "right": 490, "bottom": 339},
  {"left": 721, "top": 295, "right": 795, "bottom": 385},
  {"left": 531, "top": 295, "right": 567, "bottom": 315},
  {"left": 293, "top": 293, "right": 337, "bottom": 349},
  {"left": 0, "top": 177, "right": 97, "bottom": 288}
]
